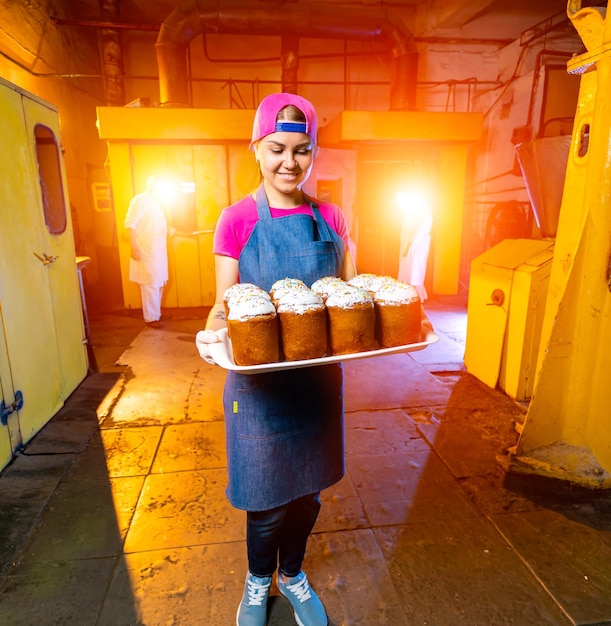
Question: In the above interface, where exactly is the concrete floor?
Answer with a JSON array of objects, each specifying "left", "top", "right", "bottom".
[{"left": 1, "top": 297, "right": 611, "bottom": 625}]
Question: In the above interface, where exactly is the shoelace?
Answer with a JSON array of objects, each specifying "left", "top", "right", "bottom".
[
  {"left": 285, "top": 575, "right": 313, "bottom": 603},
  {"left": 247, "top": 579, "right": 271, "bottom": 606}
]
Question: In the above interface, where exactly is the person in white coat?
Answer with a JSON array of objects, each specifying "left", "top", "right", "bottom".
[
  {"left": 124, "top": 176, "right": 168, "bottom": 328},
  {"left": 398, "top": 194, "right": 432, "bottom": 302}
]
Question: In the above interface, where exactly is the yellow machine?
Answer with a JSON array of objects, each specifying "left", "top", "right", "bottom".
[
  {"left": 465, "top": 238, "right": 555, "bottom": 401},
  {"left": 0, "top": 77, "right": 88, "bottom": 471},
  {"left": 504, "top": 1, "right": 611, "bottom": 488}
]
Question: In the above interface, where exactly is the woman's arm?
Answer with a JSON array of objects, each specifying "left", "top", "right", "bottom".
[
  {"left": 205, "top": 255, "right": 239, "bottom": 331},
  {"left": 341, "top": 247, "right": 356, "bottom": 281}
]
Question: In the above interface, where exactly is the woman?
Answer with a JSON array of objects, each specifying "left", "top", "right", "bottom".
[{"left": 196, "top": 93, "right": 355, "bottom": 626}]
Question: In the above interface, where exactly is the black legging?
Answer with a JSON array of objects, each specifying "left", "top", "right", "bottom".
[{"left": 246, "top": 492, "right": 321, "bottom": 578}]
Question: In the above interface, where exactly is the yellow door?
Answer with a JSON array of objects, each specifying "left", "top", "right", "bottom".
[
  {"left": 0, "top": 78, "right": 87, "bottom": 462},
  {"left": 22, "top": 96, "right": 88, "bottom": 401},
  {"left": 0, "top": 300, "right": 17, "bottom": 469}
]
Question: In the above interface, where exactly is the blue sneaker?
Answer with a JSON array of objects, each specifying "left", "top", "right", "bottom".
[
  {"left": 236, "top": 572, "right": 272, "bottom": 626},
  {"left": 278, "top": 571, "right": 328, "bottom": 626}
]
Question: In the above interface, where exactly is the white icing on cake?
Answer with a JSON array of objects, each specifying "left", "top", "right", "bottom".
[
  {"left": 228, "top": 293, "right": 276, "bottom": 320},
  {"left": 224, "top": 283, "right": 270, "bottom": 304},
  {"left": 325, "top": 284, "right": 373, "bottom": 309},
  {"left": 374, "top": 281, "right": 420, "bottom": 304},
  {"left": 270, "top": 278, "right": 308, "bottom": 300},
  {"left": 277, "top": 288, "right": 324, "bottom": 314},
  {"left": 311, "top": 276, "right": 345, "bottom": 298},
  {"left": 348, "top": 273, "right": 396, "bottom": 293}
]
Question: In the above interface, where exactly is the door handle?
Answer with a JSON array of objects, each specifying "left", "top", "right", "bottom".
[
  {"left": 1, "top": 390, "right": 24, "bottom": 425},
  {"left": 33, "top": 252, "right": 59, "bottom": 265}
]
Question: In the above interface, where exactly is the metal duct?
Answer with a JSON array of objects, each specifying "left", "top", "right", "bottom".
[
  {"left": 99, "top": 0, "right": 125, "bottom": 105},
  {"left": 155, "top": 0, "right": 418, "bottom": 109}
]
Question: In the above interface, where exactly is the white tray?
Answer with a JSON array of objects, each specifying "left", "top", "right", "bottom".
[{"left": 208, "top": 327, "right": 439, "bottom": 374}]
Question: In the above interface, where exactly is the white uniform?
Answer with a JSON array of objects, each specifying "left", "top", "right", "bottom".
[
  {"left": 398, "top": 207, "right": 432, "bottom": 302},
  {"left": 124, "top": 191, "right": 168, "bottom": 322}
]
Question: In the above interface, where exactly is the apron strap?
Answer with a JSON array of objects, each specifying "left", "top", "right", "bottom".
[
  {"left": 255, "top": 184, "right": 272, "bottom": 220},
  {"left": 304, "top": 193, "right": 340, "bottom": 245}
]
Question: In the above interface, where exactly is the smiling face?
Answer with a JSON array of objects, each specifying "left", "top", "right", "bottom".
[
  {"left": 253, "top": 105, "right": 316, "bottom": 207},
  {"left": 256, "top": 132, "right": 314, "bottom": 204}
]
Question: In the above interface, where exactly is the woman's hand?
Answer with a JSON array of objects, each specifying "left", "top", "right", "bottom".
[
  {"left": 198, "top": 255, "right": 238, "bottom": 364},
  {"left": 196, "top": 329, "right": 222, "bottom": 365}
]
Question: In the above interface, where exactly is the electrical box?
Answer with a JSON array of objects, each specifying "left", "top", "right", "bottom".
[{"left": 464, "top": 238, "right": 554, "bottom": 401}]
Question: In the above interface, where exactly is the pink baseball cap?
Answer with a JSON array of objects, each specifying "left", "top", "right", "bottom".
[{"left": 250, "top": 93, "right": 318, "bottom": 150}]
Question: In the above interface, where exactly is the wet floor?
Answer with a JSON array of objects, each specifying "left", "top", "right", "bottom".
[{"left": 1, "top": 298, "right": 610, "bottom": 625}]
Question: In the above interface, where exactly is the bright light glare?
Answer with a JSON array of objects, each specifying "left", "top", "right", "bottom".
[
  {"left": 152, "top": 179, "right": 179, "bottom": 203},
  {"left": 396, "top": 190, "right": 431, "bottom": 215}
]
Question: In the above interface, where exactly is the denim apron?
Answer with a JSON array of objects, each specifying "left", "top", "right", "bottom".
[{"left": 223, "top": 184, "right": 345, "bottom": 511}]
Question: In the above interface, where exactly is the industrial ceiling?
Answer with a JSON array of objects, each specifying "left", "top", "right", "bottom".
[{"left": 71, "top": 0, "right": 572, "bottom": 43}]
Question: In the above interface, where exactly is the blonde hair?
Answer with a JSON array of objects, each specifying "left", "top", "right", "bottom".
[{"left": 277, "top": 105, "right": 307, "bottom": 124}]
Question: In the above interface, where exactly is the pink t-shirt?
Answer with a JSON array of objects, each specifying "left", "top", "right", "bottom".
[{"left": 213, "top": 194, "right": 351, "bottom": 259}]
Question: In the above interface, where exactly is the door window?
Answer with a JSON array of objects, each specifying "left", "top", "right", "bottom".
[{"left": 34, "top": 124, "right": 67, "bottom": 234}]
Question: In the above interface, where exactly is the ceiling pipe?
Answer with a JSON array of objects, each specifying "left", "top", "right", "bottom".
[
  {"left": 99, "top": 0, "right": 125, "bottom": 105},
  {"left": 155, "top": 0, "right": 418, "bottom": 110},
  {"left": 281, "top": 37, "right": 299, "bottom": 96}
]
